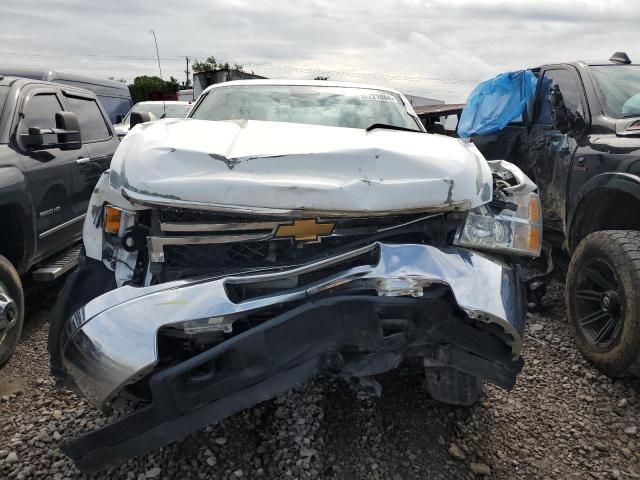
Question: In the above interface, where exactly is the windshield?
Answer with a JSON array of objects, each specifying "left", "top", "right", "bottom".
[
  {"left": 590, "top": 65, "right": 640, "bottom": 118},
  {"left": 190, "top": 85, "right": 421, "bottom": 130},
  {"left": 122, "top": 103, "right": 190, "bottom": 124},
  {"left": 98, "top": 95, "right": 133, "bottom": 124}
]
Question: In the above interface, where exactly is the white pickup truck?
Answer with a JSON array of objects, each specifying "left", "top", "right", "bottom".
[{"left": 48, "top": 79, "right": 542, "bottom": 472}]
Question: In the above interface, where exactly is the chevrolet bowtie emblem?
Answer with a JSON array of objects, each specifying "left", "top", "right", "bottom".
[{"left": 275, "top": 219, "right": 335, "bottom": 241}]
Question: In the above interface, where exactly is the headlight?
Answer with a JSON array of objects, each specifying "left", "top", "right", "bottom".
[
  {"left": 454, "top": 192, "right": 542, "bottom": 257},
  {"left": 101, "top": 204, "right": 141, "bottom": 286}
]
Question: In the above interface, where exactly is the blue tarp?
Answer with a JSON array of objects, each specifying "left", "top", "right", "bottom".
[{"left": 457, "top": 70, "right": 537, "bottom": 138}]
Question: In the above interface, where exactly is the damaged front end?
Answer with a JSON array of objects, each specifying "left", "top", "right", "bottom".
[
  {"left": 49, "top": 131, "right": 541, "bottom": 472},
  {"left": 58, "top": 243, "right": 526, "bottom": 472}
]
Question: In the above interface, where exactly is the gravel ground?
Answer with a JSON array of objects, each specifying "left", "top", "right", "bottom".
[{"left": 0, "top": 269, "right": 639, "bottom": 480}]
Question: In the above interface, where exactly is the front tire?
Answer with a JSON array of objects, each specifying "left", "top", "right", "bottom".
[
  {"left": 48, "top": 253, "right": 116, "bottom": 377},
  {"left": 566, "top": 230, "right": 640, "bottom": 377},
  {"left": 424, "top": 366, "right": 483, "bottom": 406},
  {"left": 0, "top": 255, "right": 25, "bottom": 367}
]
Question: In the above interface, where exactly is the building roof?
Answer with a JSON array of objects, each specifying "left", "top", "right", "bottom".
[{"left": 414, "top": 103, "right": 465, "bottom": 116}]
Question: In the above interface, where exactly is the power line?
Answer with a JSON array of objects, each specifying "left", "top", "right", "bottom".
[
  {"left": 241, "top": 62, "right": 481, "bottom": 85},
  {"left": 0, "top": 50, "right": 481, "bottom": 85},
  {"left": 0, "top": 51, "right": 186, "bottom": 61}
]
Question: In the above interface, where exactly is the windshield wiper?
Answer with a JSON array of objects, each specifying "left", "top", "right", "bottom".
[{"left": 365, "top": 123, "right": 421, "bottom": 133}]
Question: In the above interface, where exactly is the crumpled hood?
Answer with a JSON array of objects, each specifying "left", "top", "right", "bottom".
[{"left": 110, "top": 118, "right": 492, "bottom": 214}]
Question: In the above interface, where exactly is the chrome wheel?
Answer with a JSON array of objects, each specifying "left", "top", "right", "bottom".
[{"left": 0, "top": 281, "right": 19, "bottom": 347}]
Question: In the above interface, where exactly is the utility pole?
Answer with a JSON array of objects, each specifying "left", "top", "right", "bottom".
[{"left": 185, "top": 56, "right": 191, "bottom": 88}]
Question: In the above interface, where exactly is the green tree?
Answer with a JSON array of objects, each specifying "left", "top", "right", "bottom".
[
  {"left": 128, "top": 75, "right": 180, "bottom": 103},
  {"left": 192, "top": 56, "right": 218, "bottom": 73},
  {"left": 192, "top": 56, "right": 245, "bottom": 74},
  {"left": 166, "top": 76, "right": 180, "bottom": 91}
]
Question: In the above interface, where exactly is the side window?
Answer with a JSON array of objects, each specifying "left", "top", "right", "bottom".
[
  {"left": 534, "top": 69, "right": 584, "bottom": 125},
  {"left": 21, "top": 93, "right": 63, "bottom": 132},
  {"left": 66, "top": 95, "right": 111, "bottom": 142},
  {"left": 97, "top": 95, "right": 133, "bottom": 124}
]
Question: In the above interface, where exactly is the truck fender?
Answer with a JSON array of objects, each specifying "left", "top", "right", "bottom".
[
  {"left": 568, "top": 171, "right": 640, "bottom": 250},
  {"left": 0, "top": 166, "right": 25, "bottom": 191},
  {"left": 0, "top": 166, "right": 35, "bottom": 266}
]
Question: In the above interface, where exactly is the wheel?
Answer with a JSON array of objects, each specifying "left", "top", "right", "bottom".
[
  {"left": 424, "top": 366, "right": 483, "bottom": 406},
  {"left": 0, "top": 255, "right": 25, "bottom": 367},
  {"left": 566, "top": 230, "right": 640, "bottom": 377}
]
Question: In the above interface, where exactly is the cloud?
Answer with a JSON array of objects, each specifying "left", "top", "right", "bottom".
[{"left": 0, "top": 0, "right": 637, "bottom": 102}]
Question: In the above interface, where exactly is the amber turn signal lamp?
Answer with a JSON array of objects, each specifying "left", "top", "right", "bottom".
[{"left": 104, "top": 205, "right": 122, "bottom": 234}]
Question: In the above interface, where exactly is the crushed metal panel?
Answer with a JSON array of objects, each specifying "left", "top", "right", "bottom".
[{"left": 110, "top": 118, "right": 493, "bottom": 213}]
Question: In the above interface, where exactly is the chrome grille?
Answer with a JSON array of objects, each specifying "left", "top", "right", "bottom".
[
  {"left": 149, "top": 208, "right": 445, "bottom": 279},
  {"left": 165, "top": 242, "right": 271, "bottom": 270},
  {"left": 158, "top": 209, "right": 285, "bottom": 224},
  {"left": 162, "top": 237, "right": 374, "bottom": 274}
]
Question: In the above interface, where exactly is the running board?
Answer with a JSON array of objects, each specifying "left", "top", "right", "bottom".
[{"left": 32, "top": 244, "right": 82, "bottom": 281}]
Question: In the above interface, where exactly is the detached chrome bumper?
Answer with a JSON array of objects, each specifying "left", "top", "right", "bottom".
[{"left": 61, "top": 242, "right": 526, "bottom": 409}]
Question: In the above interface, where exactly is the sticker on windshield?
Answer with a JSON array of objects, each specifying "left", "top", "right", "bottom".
[{"left": 360, "top": 93, "right": 398, "bottom": 103}]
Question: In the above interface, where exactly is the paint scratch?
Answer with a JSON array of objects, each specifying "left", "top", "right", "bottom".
[{"left": 444, "top": 179, "right": 455, "bottom": 203}]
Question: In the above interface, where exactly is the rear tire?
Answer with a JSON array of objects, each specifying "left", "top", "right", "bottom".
[
  {"left": 566, "top": 230, "right": 640, "bottom": 377},
  {"left": 424, "top": 366, "right": 483, "bottom": 406},
  {"left": 0, "top": 255, "right": 24, "bottom": 367}
]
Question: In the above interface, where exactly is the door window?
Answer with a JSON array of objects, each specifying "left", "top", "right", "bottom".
[
  {"left": 21, "top": 93, "right": 63, "bottom": 132},
  {"left": 534, "top": 69, "right": 584, "bottom": 125},
  {"left": 66, "top": 95, "right": 111, "bottom": 142}
]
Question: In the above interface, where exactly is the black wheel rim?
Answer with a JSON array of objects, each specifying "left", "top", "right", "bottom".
[{"left": 573, "top": 257, "right": 624, "bottom": 349}]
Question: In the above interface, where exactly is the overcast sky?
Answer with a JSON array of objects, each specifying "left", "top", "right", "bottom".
[{"left": 0, "top": 0, "right": 638, "bottom": 102}]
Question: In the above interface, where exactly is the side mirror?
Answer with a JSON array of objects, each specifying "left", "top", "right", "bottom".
[
  {"left": 56, "top": 111, "right": 82, "bottom": 150},
  {"left": 549, "top": 86, "right": 587, "bottom": 137},
  {"left": 569, "top": 112, "right": 587, "bottom": 137},
  {"left": 20, "top": 111, "right": 82, "bottom": 151},
  {"left": 115, "top": 114, "right": 124, "bottom": 124},
  {"left": 550, "top": 86, "right": 571, "bottom": 134},
  {"left": 130, "top": 111, "right": 151, "bottom": 129}
]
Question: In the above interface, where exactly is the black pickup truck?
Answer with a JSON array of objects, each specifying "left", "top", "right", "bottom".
[
  {"left": 0, "top": 76, "right": 118, "bottom": 366},
  {"left": 477, "top": 52, "right": 640, "bottom": 378}
]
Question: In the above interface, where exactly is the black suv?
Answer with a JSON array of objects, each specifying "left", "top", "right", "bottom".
[
  {"left": 0, "top": 76, "right": 119, "bottom": 366},
  {"left": 477, "top": 52, "right": 640, "bottom": 377}
]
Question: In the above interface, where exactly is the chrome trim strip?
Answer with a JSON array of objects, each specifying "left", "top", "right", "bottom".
[
  {"left": 161, "top": 214, "right": 442, "bottom": 235},
  {"left": 160, "top": 221, "right": 280, "bottom": 233},
  {"left": 122, "top": 187, "right": 471, "bottom": 218},
  {"left": 376, "top": 213, "right": 441, "bottom": 233},
  {"left": 39, "top": 214, "right": 86, "bottom": 239}
]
